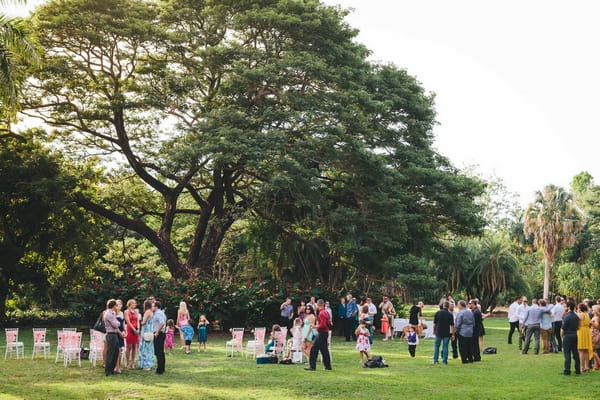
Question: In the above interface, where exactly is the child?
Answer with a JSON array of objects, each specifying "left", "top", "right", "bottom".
[
  {"left": 180, "top": 320, "right": 195, "bottom": 355},
  {"left": 381, "top": 313, "right": 390, "bottom": 341},
  {"left": 407, "top": 325, "right": 419, "bottom": 357},
  {"left": 165, "top": 319, "right": 175, "bottom": 355},
  {"left": 285, "top": 318, "right": 303, "bottom": 363},
  {"left": 265, "top": 324, "right": 281, "bottom": 353},
  {"left": 197, "top": 315, "right": 210, "bottom": 352},
  {"left": 355, "top": 320, "right": 371, "bottom": 363}
]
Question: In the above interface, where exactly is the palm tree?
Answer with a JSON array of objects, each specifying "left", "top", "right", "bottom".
[
  {"left": 0, "top": 0, "right": 37, "bottom": 121},
  {"left": 473, "top": 236, "right": 523, "bottom": 312},
  {"left": 523, "top": 185, "right": 584, "bottom": 299}
]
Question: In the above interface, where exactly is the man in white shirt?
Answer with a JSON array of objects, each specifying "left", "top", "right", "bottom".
[
  {"left": 551, "top": 296, "right": 565, "bottom": 353},
  {"left": 366, "top": 298, "right": 377, "bottom": 318},
  {"left": 507, "top": 296, "right": 522, "bottom": 345},
  {"left": 517, "top": 297, "right": 529, "bottom": 350}
]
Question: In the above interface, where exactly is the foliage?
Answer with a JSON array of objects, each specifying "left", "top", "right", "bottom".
[
  {"left": 67, "top": 263, "right": 368, "bottom": 329},
  {"left": 0, "top": 134, "right": 106, "bottom": 320},
  {"left": 436, "top": 235, "right": 527, "bottom": 311},
  {"left": 22, "top": 0, "right": 484, "bottom": 284},
  {"left": 0, "top": 0, "right": 38, "bottom": 123},
  {"left": 523, "top": 185, "right": 583, "bottom": 299}
]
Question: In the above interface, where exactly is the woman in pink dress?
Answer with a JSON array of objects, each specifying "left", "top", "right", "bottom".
[
  {"left": 124, "top": 299, "right": 140, "bottom": 369},
  {"left": 177, "top": 301, "right": 190, "bottom": 348}
]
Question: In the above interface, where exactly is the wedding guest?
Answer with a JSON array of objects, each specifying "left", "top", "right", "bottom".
[
  {"left": 138, "top": 300, "right": 155, "bottom": 371},
  {"left": 177, "top": 302, "right": 191, "bottom": 348},
  {"left": 124, "top": 299, "right": 140, "bottom": 369},
  {"left": 114, "top": 299, "right": 126, "bottom": 374},
  {"left": 337, "top": 297, "right": 346, "bottom": 336},
  {"left": 103, "top": 299, "right": 121, "bottom": 377},
  {"left": 455, "top": 300, "right": 474, "bottom": 364},
  {"left": 507, "top": 296, "right": 522, "bottom": 345},
  {"left": 305, "top": 299, "right": 332, "bottom": 371},
  {"left": 561, "top": 301, "right": 580, "bottom": 375},
  {"left": 576, "top": 303, "right": 593, "bottom": 372},
  {"left": 550, "top": 296, "right": 564, "bottom": 353},
  {"left": 152, "top": 301, "right": 167, "bottom": 375},
  {"left": 280, "top": 298, "right": 294, "bottom": 330}
]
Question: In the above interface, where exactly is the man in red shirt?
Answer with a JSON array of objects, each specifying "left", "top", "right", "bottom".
[{"left": 305, "top": 299, "right": 332, "bottom": 371}]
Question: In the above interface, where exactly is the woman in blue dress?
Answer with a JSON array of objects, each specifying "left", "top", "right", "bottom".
[{"left": 138, "top": 299, "right": 155, "bottom": 370}]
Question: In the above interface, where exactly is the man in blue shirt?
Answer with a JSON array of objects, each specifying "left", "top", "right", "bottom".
[
  {"left": 152, "top": 301, "right": 167, "bottom": 375},
  {"left": 561, "top": 301, "right": 580, "bottom": 375},
  {"left": 344, "top": 295, "right": 358, "bottom": 341}
]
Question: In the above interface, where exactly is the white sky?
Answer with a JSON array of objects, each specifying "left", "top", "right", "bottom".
[{"left": 8, "top": 0, "right": 600, "bottom": 205}]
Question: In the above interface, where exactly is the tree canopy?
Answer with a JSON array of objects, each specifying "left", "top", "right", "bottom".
[{"left": 21, "top": 0, "right": 484, "bottom": 285}]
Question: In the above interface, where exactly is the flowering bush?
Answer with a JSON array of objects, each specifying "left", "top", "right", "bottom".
[{"left": 67, "top": 265, "right": 348, "bottom": 330}]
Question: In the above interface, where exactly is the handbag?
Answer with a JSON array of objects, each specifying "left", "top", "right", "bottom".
[
  {"left": 80, "top": 347, "right": 90, "bottom": 360},
  {"left": 143, "top": 332, "right": 154, "bottom": 342},
  {"left": 93, "top": 316, "right": 106, "bottom": 333}
]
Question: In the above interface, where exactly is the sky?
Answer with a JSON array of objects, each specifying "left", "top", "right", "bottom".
[{"left": 7, "top": 0, "right": 600, "bottom": 205}]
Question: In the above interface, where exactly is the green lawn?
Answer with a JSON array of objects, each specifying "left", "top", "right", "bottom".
[{"left": 1, "top": 318, "right": 599, "bottom": 400}]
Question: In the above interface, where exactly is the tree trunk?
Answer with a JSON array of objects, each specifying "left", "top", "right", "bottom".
[{"left": 543, "top": 257, "right": 551, "bottom": 300}]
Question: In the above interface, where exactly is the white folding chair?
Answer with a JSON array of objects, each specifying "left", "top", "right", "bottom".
[
  {"left": 4, "top": 328, "right": 25, "bottom": 360},
  {"left": 245, "top": 327, "right": 266, "bottom": 358},
  {"left": 32, "top": 328, "right": 51, "bottom": 359},
  {"left": 55, "top": 330, "right": 65, "bottom": 363},
  {"left": 270, "top": 328, "right": 287, "bottom": 357},
  {"left": 225, "top": 328, "right": 244, "bottom": 357},
  {"left": 63, "top": 331, "right": 82, "bottom": 367},
  {"left": 290, "top": 328, "right": 304, "bottom": 363},
  {"left": 89, "top": 329, "right": 105, "bottom": 367}
]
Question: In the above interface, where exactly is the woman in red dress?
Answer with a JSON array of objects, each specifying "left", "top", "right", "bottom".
[{"left": 124, "top": 299, "right": 140, "bottom": 369}]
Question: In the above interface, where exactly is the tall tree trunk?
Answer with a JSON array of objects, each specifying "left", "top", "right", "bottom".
[{"left": 543, "top": 258, "right": 551, "bottom": 300}]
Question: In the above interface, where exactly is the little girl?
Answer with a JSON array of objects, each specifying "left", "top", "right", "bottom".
[
  {"left": 165, "top": 319, "right": 175, "bottom": 354},
  {"left": 355, "top": 320, "right": 371, "bottom": 363},
  {"left": 265, "top": 324, "right": 281, "bottom": 353},
  {"left": 197, "top": 315, "right": 210, "bottom": 352},
  {"left": 407, "top": 325, "right": 419, "bottom": 357},
  {"left": 285, "top": 318, "right": 303, "bottom": 362},
  {"left": 180, "top": 320, "right": 195, "bottom": 355},
  {"left": 381, "top": 313, "right": 391, "bottom": 341}
]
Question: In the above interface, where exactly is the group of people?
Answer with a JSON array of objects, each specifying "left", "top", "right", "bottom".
[
  {"left": 100, "top": 297, "right": 210, "bottom": 377},
  {"left": 336, "top": 295, "right": 398, "bottom": 342},
  {"left": 507, "top": 295, "right": 600, "bottom": 375},
  {"left": 278, "top": 294, "right": 405, "bottom": 368},
  {"left": 430, "top": 298, "right": 488, "bottom": 365}
]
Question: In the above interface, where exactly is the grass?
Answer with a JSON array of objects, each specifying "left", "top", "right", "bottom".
[{"left": 1, "top": 318, "right": 600, "bottom": 400}]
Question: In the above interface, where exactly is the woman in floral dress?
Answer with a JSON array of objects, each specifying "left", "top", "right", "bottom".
[{"left": 138, "top": 299, "right": 155, "bottom": 370}]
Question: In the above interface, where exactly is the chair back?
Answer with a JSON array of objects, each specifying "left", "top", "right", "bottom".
[
  {"left": 64, "top": 332, "right": 82, "bottom": 349},
  {"left": 62, "top": 328, "right": 77, "bottom": 332},
  {"left": 33, "top": 328, "right": 47, "bottom": 344},
  {"left": 231, "top": 328, "right": 244, "bottom": 351},
  {"left": 254, "top": 327, "right": 266, "bottom": 343},
  {"left": 90, "top": 329, "right": 104, "bottom": 347},
  {"left": 5, "top": 328, "right": 19, "bottom": 344}
]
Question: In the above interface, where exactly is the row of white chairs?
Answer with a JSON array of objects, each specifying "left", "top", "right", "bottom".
[
  {"left": 226, "top": 327, "right": 330, "bottom": 363},
  {"left": 4, "top": 328, "right": 107, "bottom": 368}
]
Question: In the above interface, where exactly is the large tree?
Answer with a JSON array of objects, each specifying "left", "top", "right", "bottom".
[
  {"left": 523, "top": 185, "right": 583, "bottom": 299},
  {"left": 23, "top": 0, "right": 484, "bottom": 280}
]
